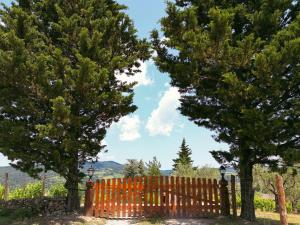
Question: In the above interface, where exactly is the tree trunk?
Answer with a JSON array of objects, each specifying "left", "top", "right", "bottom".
[
  {"left": 240, "top": 163, "right": 256, "bottom": 221},
  {"left": 65, "top": 160, "right": 80, "bottom": 212},
  {"left": 275, "top": 194, "right": 280, "bottom": 213}
]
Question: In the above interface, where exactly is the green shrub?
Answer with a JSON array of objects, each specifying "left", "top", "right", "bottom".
[
  {"left": 0, "top": 185, "right": 4, "bottom": 200},
  {"left": 9, "top": 182, "right": 42, "bottom": 199},
  {"left": 254, "top": 196, "right": 275, "bottom": 212},
  {"left": 286, "top": 201, "right": 293, "bottom": 213},
  {"left": 48, "top": 183, "right": 67, "bottom": 197}
]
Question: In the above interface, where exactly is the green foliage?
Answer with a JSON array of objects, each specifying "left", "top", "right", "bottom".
[
  {"left": 0, "top": 185, "right": 4, "bottom": 200},
  {"left": 172, "top": 162, "right": 196, "bottom": 177},
  {"left": 146, "top": 157, "right": 161, "bottom": 177},
  {"left": 9, "top": 182, "right": 42, "bottom": 199},
  {"left": 0, "top": 0, "right": 149, "bottom": 210},
  {"left": 123, "top": 159, "right": 146, "bottom": 178},
  {"left": 173, "top": 138, "right": 193, "bottom": 170},
  {"left": 254, "top": 196, "right": 275, "bottom": 212},
  {"left": 253, "top": 165, "right": 300, "bottom": 212},
  {"left": 237, "top": 193, "right": 294, "bottom": 213},
  {"left": 172, "top": 163, "right": 220, "bottom": 179},
  {"left": 48, "top": 183, "right": 67, "bottom": 197},
  {"left": 152, "top": 0, "right": 300, "bottom": 220}
]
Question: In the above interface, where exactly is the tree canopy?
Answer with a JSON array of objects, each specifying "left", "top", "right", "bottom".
[
  {"left": 152, "top": 0, "right": 300, "bottom": 221},
  {"left": 0, "top": 0, "right": 149, "bottom": 211}
]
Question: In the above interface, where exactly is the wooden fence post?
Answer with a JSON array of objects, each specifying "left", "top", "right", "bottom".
[
  {"left": 231, "top": 175, "right": 237, "bottom": 217},
  {"left": 84, "top": 180, "right": 95, "bottom": 216},
  {"left": 4, "top": 173, "right": 9, "bottom": 201},
  {"left": 220, "top": 177, "right": 230, "bottom": 216},
  {"left": 275, "top": 175, "right": 288, "bottom": 225}
]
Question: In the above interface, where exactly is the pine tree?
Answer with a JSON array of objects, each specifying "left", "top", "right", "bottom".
[
  {"left": 152, "top": 0, "right": 300, "bottom": 221},
  {"left": 173, "top": 138, "right": 193, "bottom": 170},
  {"left": 123, "top": 159, "right": 146, "bottom": 178},
  {"left": 0, "top": 0, "right": 149, "bottom": 211},
  {"left": 146, "top": 157, "right": 161, "bottom": 177}
]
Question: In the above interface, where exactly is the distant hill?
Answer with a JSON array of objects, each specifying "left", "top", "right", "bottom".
[
  {"left": 84, "top": 161, "right": 124, "bottom": 171},
  {"left": 0, "top": 161, "right": 176, "bottom": 189},
  {"left": 0, "top": 161, "right": 125, "bottom": 189}
]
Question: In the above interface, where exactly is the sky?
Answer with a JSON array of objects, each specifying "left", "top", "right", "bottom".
[{"left": 0, "top": 0, "right": 228, "bottom": 169}]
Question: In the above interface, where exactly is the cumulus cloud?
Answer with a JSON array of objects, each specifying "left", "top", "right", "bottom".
[
  {"left": 118, "top": 115, "right": 141, "bottom": 141},
  {"left": 146, "top": 87, "right": 180, "bottom": 136},
  {"left": 116, "top": 61, "right": 152, "bottom": 87}
]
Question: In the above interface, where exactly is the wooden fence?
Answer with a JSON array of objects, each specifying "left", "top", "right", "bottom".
[{"left": 84, "top": 176, "right": 235, "bottom": 219}]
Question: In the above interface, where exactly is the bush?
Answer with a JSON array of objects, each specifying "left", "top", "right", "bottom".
[
  {"left": 0, "top": 185, "right": 4, "bottom": 200},
  {"left": 236, "top": 193, "right": 296, "bottom": 213},
  {"left": 48, "top": 183, "right": 67, "bottom": 197},
  {"left": 9, "top": 182, "right": 42, "bottom": 199},
  {"left": 254, "top": 196, "right": 275, "bottom": 212}
]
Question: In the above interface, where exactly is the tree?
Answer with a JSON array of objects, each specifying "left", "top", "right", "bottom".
[
  {"left": 152, "top": 0, "right": 300, "bottom": 221},
  {"left": 0, "top": 0, "right": 149, "bottom": 211},
  {"left": 123, "top": 159, "right": 146, "bottom": 178},
  {"left": 172, "top": 162, "right": 196, "bottom": 177},
  {"left": 173, "top": 138, "right": 193, "bottom": 170},
  {"left": 253, "top": 165, "right": 297, "bottom": 212},
  {"left": 146, "top": 157, "right": 161, "bottom": 177}
]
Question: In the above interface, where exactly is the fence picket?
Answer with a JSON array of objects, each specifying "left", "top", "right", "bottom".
[
  {"left": 197, "top": 178, "right": 202, "bottom": 215},
  {"left": 122, "top": 178, "right": 127, "bottom": 218},
  {"left": 106, "top": 179, "right": 111, "bottom": 218},
  {"left": 116, "top": 178, "right": 121, "bottom": 218},
  {"left": 154, "top": 176, "right": 159, "bottom": 213},
  {"left": 165, "top": 176, "right": 169, "bottom": 217},
  {"left": 186, "top": 177, "right": 191, "bottom": 217},
  {"left": 170, "top": 176, "right": 175, "bottom": 217},
  {"left": 138, "top": 177, "right": 143, "bottom": 217},
  {"left": 94, "top": 180, "right": 100, "bottom": 217},
  {"left": 160, "top": 176, "right": 164, "bottom": 216},
  {"left": 181, "top": 177, "right": 186, "bottom": 218},
  {"left": 202, "top": 178, "right": 208, "bottom": 216},
  {"left": 128, "top": 178, "right": 132, "bottom": 217},
  {"left": 213, "top": 179, "right": 219, "bottom": 214},
  {"left": 100, "top": 179, "right": 105, "bottom": 217},
  {"left": 191, "top": 178, "right": 196, "bottom": 217},
  {"left": 111, "top": 179, "right": 116, "bottom": 218},
  {"left": 208, "top": 179, "right": 213, "bottom": 215}
]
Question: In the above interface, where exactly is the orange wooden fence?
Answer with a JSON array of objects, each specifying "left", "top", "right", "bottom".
[{"left": 89, "top": 176, "right": 222, "bottom": 219}]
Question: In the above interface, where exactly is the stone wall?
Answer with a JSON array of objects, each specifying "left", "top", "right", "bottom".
[{"left": 0, "top": 197, "right": 66, "bottom": 215}]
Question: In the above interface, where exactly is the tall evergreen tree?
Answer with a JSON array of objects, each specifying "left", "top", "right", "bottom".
[
  {"left": 173, "top": 138, "right": 193, "bottom": 170},
  {"left": 152, "top": 0, "right": 299, "bottom": 221},
  {"left": 0, "top": 0, "right": 149, "bottom": 211}
]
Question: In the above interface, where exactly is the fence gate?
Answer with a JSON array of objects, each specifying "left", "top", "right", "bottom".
[{"left": 84, "top": 176, "right": 228, "bottom": 219}]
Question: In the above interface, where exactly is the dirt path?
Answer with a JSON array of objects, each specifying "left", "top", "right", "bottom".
[{"left": 104, "top": 218, "right": 215, "bottom": 225}]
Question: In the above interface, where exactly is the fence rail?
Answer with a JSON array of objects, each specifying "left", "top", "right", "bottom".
[{"left": 88, "top": 176, "right": 225, "bottom": 219}]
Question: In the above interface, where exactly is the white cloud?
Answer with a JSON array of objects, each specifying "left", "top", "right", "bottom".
[
  {"left": 118, "top": 115, "right": 141, "bottom": 141},
  {"left": 146, "top": 87, "right": 180, "bottom": 136},
  {"left": 116, "top": 61, "right": 152, "bottom": 87}
]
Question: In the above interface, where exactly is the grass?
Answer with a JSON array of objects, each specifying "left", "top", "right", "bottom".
[{"left": 213, "top": 211, "right": 300, "bottom": 225}]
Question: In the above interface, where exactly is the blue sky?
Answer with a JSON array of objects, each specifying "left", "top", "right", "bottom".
[{"left": 0, "top": 0, "right": 228, "bottom": 169}]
